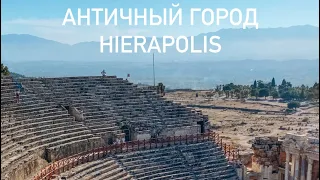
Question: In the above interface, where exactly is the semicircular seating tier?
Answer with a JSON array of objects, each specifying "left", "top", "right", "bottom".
[
  {"left": 1, "top": 75, "right": 233, "bottom": 180},
  {"left": 1, "top": 76, "right": 102, "bottom": 180},
  {"left": 56, "top": 140, "right": 238, "bottom": 180}
]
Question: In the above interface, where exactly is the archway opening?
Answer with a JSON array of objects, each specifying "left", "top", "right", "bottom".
[
  {"left": 121, "top": 125, "right": 131, "bottom": 142},
  {"left": 197, "top": 121, "right": 205, "bottom": 134}
]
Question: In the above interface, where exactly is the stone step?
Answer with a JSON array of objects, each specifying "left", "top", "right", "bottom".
[
  {"left": 84, "top": 114, "right": 122, "bottom": 120},
  {"left": 116, "top": 174, "right": 134, "bottom": 180},
  {"left": 1, "top": 101, "right": 56, "bottom": 112},
  {"left": 100, "top": 168, "right": 128, "bottom": 180},
  {"left": 2, "top": 109, "right": 68, "bottom": 121},
  {"left": 91, "top": 127, "right": 120, "bottom": 134},
  {"left": 92, "top": 167, "right": 125, "bottom": 180},
  {"left": 143, "top": 171, "right": 192, "bottom": 180},
  {"left": 1, "top": 105, "right": 60, "bottom": 116},
  {"left": 133, "top": 163, "right": 185, "bottom": 177},
  {"left": 64, "top": 158, "right": 115, "bottom": 179},
  {"left": 21, "top": 126, "right": 90, "bottom": 147},
  {"left": 23, "top": 130, "right": 93, "bottom": 150},
  {"left": 48, "top": 136, "right": 103, "bottom": 160},
  {"left": 2, "top": 116, "right": 73, "bottom": 132},
  {"left": 1, "top": 134, "right": 97, "bottom": 171},
  {"left": 1, "top": 129, "right": 93, "bottom": 161},
  {"left": 1, "top": 122, "right": 81, "bottom": 153},
  {"left": 1, "top": 107, "right": 62, "bottom": 118},
  {"left": 82, "top": 161, "right": 119, "bottom": 179},
  {"left": 85, "top": 119, "right": 117, "bottom": 126},
  {"left": 123, "top": 157, "right": 184, "bottom": 168}
]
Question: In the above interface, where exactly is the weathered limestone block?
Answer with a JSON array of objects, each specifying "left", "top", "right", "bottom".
[
  {"left": 68, "top": 106, "right": 84, "bottom": 121},
  {"left": 239, "top": 151, "right": 253, "bottom": 166},
  {"left": 251, "top": 136, "right": 282, "bottom": 173},
  {"left": 136, "top": 133, "right": 151, "bottom": 141},
  {"left": 46, "top": 137, "right": 104, "bottom": 162},
  {"left": 2, "top": 154, "right": 48, "bottom": 180}
]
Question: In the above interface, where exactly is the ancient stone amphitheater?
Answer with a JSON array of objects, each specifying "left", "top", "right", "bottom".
[{"left": 1, "top": 76, "right": 240, "bottom": 180}]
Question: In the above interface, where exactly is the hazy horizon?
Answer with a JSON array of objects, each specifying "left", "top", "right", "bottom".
[
  {"left": 2, "top": 24, "right": 318, "bottom": 45},
  {"left": 5, "top": 59, "right": 319, "bottom": 89}
]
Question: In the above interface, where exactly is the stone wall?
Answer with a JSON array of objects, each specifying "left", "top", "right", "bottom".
[
  {"left": 239, "top": 152, "right": 254, "bottom": 166},
  {"left": 136, "top": 133, "right": 151, "bottom": 140},
  {"left": 251, "top": 137, "right": 282, "bottom": 171},
  {"left": 230, "top": 161, "right": 248, "bottom": 180},
  {"left": 68, "top": 106, "right": 84, "bottom": 121},
  {"left": 278, "top": 150, "right": 287, "bottom": 168},
  {"left": 248, "top": 133, "right": 319, "bottom": 180},
  {"left": 4, "top": 154, "right": 48, "bottom": 180},
  {"left": 46, "top": 138, "right": 104, "bottom": 162},
  {"left": 158, "top": 125, "right": 200, "bottom": 137},
  {"left": 251, "top": 156, "right": 261, "bottom": 172},
  {"left": 133, "top": 125, "right": 200, "bottom": 141}
]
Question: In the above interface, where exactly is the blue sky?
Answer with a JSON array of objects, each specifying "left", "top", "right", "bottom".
[{"left": 1, "top": 0, "right": 319, "bottom": 44}]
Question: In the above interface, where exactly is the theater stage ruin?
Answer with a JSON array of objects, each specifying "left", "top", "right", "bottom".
[{"left": 1, "top": 76, "right": 242, "bottom": 180}]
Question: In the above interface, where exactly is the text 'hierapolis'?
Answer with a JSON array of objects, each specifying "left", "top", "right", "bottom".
[{"left": 62, "top": 3, "right": 259, "bottom": 54}]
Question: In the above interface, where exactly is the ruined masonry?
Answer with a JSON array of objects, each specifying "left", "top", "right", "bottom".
[{"left": 247, "top": 134, "right": 319, "bottom": 180}]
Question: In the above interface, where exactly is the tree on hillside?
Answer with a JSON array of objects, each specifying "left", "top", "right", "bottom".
[
  {"left": 307, "top": 82, "right": 319, "bottom": 100},
  {"left": 205, "top": 91, "right": 215, "bottom": 101},
  {"left": 241, "top": 89, "right": 250, "bottom": 99},
  {"left": 1, "top": 63, "right": 10, "bottom": 76},
  {"left": 299, "top": 85, "right": 306, "bottom": 100},
  {"left": 234, "top": 88, "right": 241, "bottom": 99},
  {"left": 312, "top": 82, "right": 319, "bottom": 99},
  {"left": 219, "top": 79, "right": 318, "bottom": 102},
  {"left": 257, "top": 80, "right": 266, "bottom": 89},
  {"left": 271, "top": 90, "right": 279, "bottom": 99},
  {"left": 281, "top": 79, "right": 287, "bottom": 86},
  {"left": 287, "top": 101, "right": 300, "bottom": 110},
  {"left": 279, "top": 79, "right": 289, "bottom": 90},
  {"left": 230, "top": 90, "right": 235, "bottom": 98},
  {"left": 280, "top": 91, "right": 291, "bottom": 100},
  {"left": 223, "top": 83, "right": 235, "bottom": 98},
  {"left": 215, "top": 85, "right": 220, "bottom": 92},
  {"left": 258, "top": 88, "right": 270, "bottom": 99},
  {"left": 218, "top": 90, "right": 223, "bottom": 97},
  {"left": 278, "top": 79, "right": 296, "bottom": 101},
  {"left": 250, "top": 88, "right": 259, "bottom": 100},
  {"left": 252, "top": 80, "right": 257, "bottom": 89},
  {"left": 215, "top": 85, "right": 222, "bottom": 97},
  {"left": 271, "top": 77, "right": 276, "bottom": 87}
]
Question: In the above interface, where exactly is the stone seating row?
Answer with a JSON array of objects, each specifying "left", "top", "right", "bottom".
[
  {"left": 178, "top": 141, "right": 238, "bottom": 180},
  {"left": 1, "top": 75, "right": 211, "bottom": 180},
  {"left": 20, "top": 76, "right": 203, "bottom": 135},
  {"left": 1, "top": 77, "right": 104, "bottom": 180},
  {"left": 57, "top": 157, "right": 134, "bottom": 180},
  {"left": 55, "top": 140, "right": 238, "bottom": 180},
  {"left": 20, "top": 78, "right": 125, "bottom": 138}
]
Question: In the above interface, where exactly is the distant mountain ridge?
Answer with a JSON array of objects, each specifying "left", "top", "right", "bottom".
[
  {"left": 1, "top": 25, "right": 319, "bottom": 62},
  {"left": 2, "top": 25, "right": 317, "bottom": 45}
]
